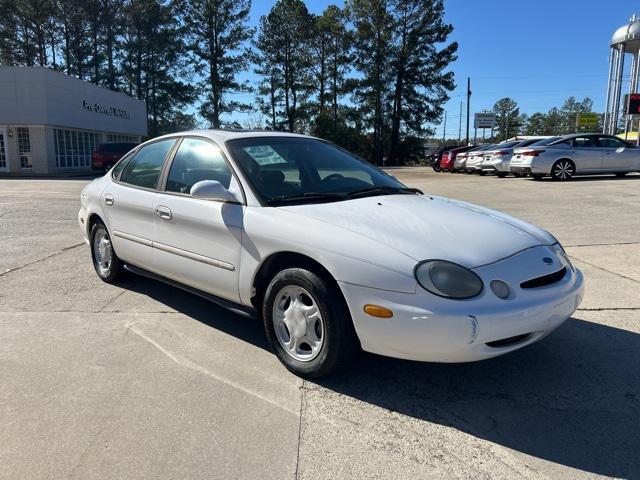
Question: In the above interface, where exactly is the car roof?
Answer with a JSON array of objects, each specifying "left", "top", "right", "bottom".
[{"left": 149, "top": 129, "right": 317, "bottom": 144}]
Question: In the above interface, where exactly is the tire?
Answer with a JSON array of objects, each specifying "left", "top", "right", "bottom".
[
  {"left": 615, "top": 172, "right": 628, "bottom": 177},
  {"left": 465, "top": 169, "right": 473, "bottom": 174},
  {"left": 479, "top": 171, "right": 486, "bottom": 176},
  {"left": 551, "top": 159, "right": 575, "bottom": 181},
  {"left": 90, "top": 221, "right": 124, "bottom": 283},
  {"left": 262, "top": 268, "right": 358, "bottom": 378},
  {"left": 432, "top": 165, "right": 442, "bottom": 172},
  {"left": 532, "top": 174, "right": 543, "bottom": 181},
  {"left": 497, "top": 172, "right": 508, "bottom": 178}
]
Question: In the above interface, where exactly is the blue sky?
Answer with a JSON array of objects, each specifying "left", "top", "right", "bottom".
[{"left": 229, "top": 0, "right": 638, "bottom": 137}]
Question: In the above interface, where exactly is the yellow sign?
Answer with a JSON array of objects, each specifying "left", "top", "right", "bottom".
[{"left": 577, "top": 112, "right": 599, "bottom": 128}]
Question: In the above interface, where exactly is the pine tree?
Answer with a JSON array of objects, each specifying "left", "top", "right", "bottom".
[
  {"left": 256, "top": 0, "right": 313, "bottom": 133},
  {"left": 347, "top": 0, "right": 394, "bottom": 165},
  {"left": 387, "top": 0, "right": 456, "bottom": 164},
  {"left": 182, "top": 0, "right": 254, "bottom": 129}
]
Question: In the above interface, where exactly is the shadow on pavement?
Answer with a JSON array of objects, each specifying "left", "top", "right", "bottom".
[
  {"left": 317, "top": 318, "right": 640, "bottom": 478},
  {"left": 109, "top": 274, "right": 640, "bottom": 477},
  {"left": 122, "top": 275, "right": 271, "bottom": 352}
]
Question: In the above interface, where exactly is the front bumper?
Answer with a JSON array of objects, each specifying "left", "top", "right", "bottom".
[{"left": 339, "top": 246, "right": 584, "bottom": 363}]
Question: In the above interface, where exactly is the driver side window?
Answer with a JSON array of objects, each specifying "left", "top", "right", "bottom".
[{"left": 166, "top": 138, "right": 235, "bottom": 194}]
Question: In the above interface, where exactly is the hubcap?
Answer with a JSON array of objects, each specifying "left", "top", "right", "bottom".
[
  {"left": 272, "top": 285, "right": 324, "bottom": 362},
  {"left": 93, "top": 229, "right": 113, "bottom": 276},
  {"left": 554, "top": 161, "right": 573, "bottom": 180}
]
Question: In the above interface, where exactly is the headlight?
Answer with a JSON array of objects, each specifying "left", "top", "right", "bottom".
[{"left": 415, "top": 260, "right": 484, "bottom": 299}]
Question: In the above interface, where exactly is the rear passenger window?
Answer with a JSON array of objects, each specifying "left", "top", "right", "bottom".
[
  {"left": 166, "top": 138, "right": 234, "bottom": 194},
  {"left": 120, "top": 139, "right": 175, "bottom": 189},
  {"left": 572, "top": 137, "right": 596, "bottom": 148}
]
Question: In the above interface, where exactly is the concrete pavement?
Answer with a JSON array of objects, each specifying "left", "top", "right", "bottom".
[{"left": 1, "top": 170, "right": 639, "bottom": 479}]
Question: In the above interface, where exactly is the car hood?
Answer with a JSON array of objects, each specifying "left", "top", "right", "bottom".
[{"left": 281, "top": 194, "right": 555, "bottom": 268}]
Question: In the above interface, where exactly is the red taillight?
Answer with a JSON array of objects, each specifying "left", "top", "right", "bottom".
[
  {"left": 493, "top": 150, "right": 510, "bottom": 156},
  {"left": 523, "top": 150, "right": 545, "bottom": 157}
]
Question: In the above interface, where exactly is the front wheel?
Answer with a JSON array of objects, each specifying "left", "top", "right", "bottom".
[
  {"left": 432, "top": 164, "right": 442, "bottom": 172},
  {"left": 551, "top": 160, "right": 575, "bottom": 181},
  {"left": 262, "top": 268, "right": 358, "bottom": 378}
]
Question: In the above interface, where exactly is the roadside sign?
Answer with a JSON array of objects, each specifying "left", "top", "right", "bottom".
[
  {"left": 625, "top": 93, "right": 640, "bottom": 114},
  {"left": 474, "top": 112, "right": 496, "bottom": 129},
  {"left": 576, "top": 112, "right": 599, "bottom": 128}
]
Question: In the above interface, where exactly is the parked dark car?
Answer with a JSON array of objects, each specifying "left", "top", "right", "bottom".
[
  {"left": 440, "top": 145, "right": 476, "bottom": 172},
  {"left": 91, "top": 142, "right": 138, "bottom": 172}
]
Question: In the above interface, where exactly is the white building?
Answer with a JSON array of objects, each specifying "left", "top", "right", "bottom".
[{"left": 0, "top": 66, "right": 147, "bottom": 175}]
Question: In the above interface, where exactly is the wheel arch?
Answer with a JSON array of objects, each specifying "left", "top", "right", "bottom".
[
  {"left": 251, "top": 251, "right": 343, "bottom": 311},
  {"left": 86, "top": 212, "right": 105, "bottom": 238}
]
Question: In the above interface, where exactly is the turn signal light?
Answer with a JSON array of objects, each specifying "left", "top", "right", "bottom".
[{"left": 364, "top": 304, "right": 394, "bottom": 318}]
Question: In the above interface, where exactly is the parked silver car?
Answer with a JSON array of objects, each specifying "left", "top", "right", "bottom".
[
  {"left": 510, "top": 134, "right": 640, "bottom": 180},
  {"left": 481, "top": 138, "right": 550, "bottom": 178},
  {"left": 464, "top": 144, "right": 496, "bottom": 173}
]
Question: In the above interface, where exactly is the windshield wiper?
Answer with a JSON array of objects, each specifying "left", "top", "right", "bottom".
[
  {"left": 265, "top": 192, "right": 346, "bottom": 206},
  {"left": 344, "top": 186, "right": 423, "bottom": 199}
]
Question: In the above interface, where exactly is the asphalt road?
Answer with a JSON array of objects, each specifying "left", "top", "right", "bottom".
[{"left": 1, "top": 170, "right": 639, "bottom": 479}]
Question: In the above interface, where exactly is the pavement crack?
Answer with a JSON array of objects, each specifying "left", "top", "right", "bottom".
[
  {"left": 568, "top": 254, "right": 640, "bottom": 284},
  {"left": 294, "top": 380, "right": 305, "bottom": 480},
  {"left": 565, "top": 241, "right": 640, "bottom": 248},
  {"left": 95, "top": 289, "right": 128, "bottom": 313},
  {"left": 0, "top": 242, "right": 84, "bottom": 277},
  {"left": 577, "top": 307, "right": 640, "bottom": 311}
]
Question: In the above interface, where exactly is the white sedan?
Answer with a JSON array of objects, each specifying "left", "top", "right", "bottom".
[{"left": 78, "top": 130, "right": 584, "bottom": 377}]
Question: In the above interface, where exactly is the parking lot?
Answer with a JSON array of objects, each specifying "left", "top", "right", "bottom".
[{"left": 1, "top": 171, "right": 639, "bottom": 479}]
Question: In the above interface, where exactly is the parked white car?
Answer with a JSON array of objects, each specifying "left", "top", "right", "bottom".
[
  {"left": 481, "top": 138, "right": 550, "bottom": 177},
  {"left": 79, "top": 130, "right": 584, "bottom": 377},
  {"left": 510, "top": 133, "right": 640, "bottom": 180}
]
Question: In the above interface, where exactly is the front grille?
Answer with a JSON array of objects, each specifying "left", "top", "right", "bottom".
[
  {"left": 486, "top": 333, "right": 531, "bottom": 348},
  {"left": 520, "top": 267, "right": 567, "bottom": 289}
]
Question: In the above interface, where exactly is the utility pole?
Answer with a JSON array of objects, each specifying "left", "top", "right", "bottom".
[
  {"left": 465, "top": 77, "right": 471, "bottom": 144},
  {"left": 458, "top": 101, "right": 463, "bottom": 143},
  {"left": 442, "top": 111, "right": 447, "bottom": 145}
]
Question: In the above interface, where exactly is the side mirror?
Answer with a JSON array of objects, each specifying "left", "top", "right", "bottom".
[{"left": 190, "top": 180, "right": 239, "bottom": 203}]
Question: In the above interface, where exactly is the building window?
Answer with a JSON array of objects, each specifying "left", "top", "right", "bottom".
[
  {"left": 54, "top": 128, "right": 97, "bottom": 169},
  {"left": 107, "top": 134, "right": 138, "bottom": 143},
  {"left": 0, "top": 132, "right": 6, "bottom": 168},
  {"left": 17, "top": 127, "right": 32, "bottom": 168}
]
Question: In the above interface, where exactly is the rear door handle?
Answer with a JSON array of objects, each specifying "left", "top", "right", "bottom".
[
  {"left": 155, "top": 205, "right": 172, "bottom": 220},
  {"left": 104, "top": 194, "right": 114, "bottom": 206}
]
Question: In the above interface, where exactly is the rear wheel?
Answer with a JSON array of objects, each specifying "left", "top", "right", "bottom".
[
  {"left": 432, "top": 165, "right": 442, "bottom": 172},
  {"left": 551, "top": 160, "right": 575, "bottom": 181},
  {"left": 90, "top": 221, "right": 124, "bottom": 282},
  {"left": 497, "top": 172, "right": 508, "bottom": 178},
  {"left": 262, "top": 268, "right": 358, "bottom": 378}
]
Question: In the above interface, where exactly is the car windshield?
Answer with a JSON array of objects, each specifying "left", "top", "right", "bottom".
[{"left": 226, "top": 137, "right": 419, "bottom": 205}]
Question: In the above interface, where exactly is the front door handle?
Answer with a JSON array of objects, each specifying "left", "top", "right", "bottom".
[
  {"left": 155, "top": 205, "right": 172, "bottom": 220},
  {"left": 104, "top": 194, "right": 114, "bottom": 206}
]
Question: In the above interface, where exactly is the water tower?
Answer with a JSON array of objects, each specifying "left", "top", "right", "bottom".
[{"left": 604, "top": 15, "right": 640, "bottom": 135}]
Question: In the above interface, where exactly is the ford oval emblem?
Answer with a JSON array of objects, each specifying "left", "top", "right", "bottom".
[{"left": 542, "top": 257, "right": 554, "bottom": 265}]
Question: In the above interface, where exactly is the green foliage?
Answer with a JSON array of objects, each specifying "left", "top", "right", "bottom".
[{"left": 182, "top": 0, "right": 255, "bottom": 128}]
